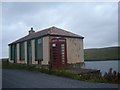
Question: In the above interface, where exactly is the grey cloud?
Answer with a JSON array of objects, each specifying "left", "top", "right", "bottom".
[
  {"left": 2, "top": 2, "right": 62, "bottom": 26},
  {"left": 0, "top": 3, "right": 2, "bottom": 58},
  {"left": 2, "top": 2, "right": 118, "bottom": 58}
]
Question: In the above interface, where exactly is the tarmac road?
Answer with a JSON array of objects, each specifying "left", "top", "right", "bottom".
[{"left": 2, "top": 69, "right": 119, "bottom": 88}]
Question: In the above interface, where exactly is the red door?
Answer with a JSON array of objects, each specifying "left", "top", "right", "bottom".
[{"left": 50, "top": 38, "right": 67, "bottom": 69}]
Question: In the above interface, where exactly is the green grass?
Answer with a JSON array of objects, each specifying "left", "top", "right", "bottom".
[
  {"left": 85, "top": 79, "right": 109, "bottom": 83},
  {"left": 85, "top": 79, "right": 120, "bottom": 84},
  {"left": 84, "top": 46, "right": 120, "bottom": 61},
  {"left": 2, "top": 63, "right": 120, "bottom": 84}
]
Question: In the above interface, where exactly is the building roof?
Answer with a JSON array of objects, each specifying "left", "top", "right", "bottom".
[{"left": 9, "top": 26, "right": 84, "bottom": 45}]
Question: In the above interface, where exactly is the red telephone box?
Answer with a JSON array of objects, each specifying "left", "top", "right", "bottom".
[{"left": 50, "top": 38, "right": 67, "bottom": 69}]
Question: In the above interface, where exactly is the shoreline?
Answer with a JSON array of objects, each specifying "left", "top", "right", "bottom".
[{"left": 85, "top": 59, "right": 120, "bottom": 61}]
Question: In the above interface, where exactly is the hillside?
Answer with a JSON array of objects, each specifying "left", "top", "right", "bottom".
[{"left": 84, "top": 46, "right": 120, "bottom": 61}]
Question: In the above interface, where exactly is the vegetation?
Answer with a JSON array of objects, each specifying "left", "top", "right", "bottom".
[
  {"left": 84, "top": 46, "right": 120, "bottom": 61},
  {"left": 2, "top": 63, "right": 120, "bottom": 84}
]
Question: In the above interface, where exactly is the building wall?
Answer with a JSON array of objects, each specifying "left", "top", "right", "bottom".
[
  {"left": 49, "top": 36, "right": 84, "bottom": 64},
  {"left": 17, "top": 43, "right": 20, "bottom": 63},
  {"left": 24, "top": 41, "right": 27, "bottom": 64},
  {"left": 42, "top": 36, "right": 50, "bottom": 65},
  {"left": 66, "top": 38, "right": 84, "bottom": 64},
  {"left": 9, "top": 36, "right": 84, "bottom": 65},
  {"left": 31, "top": 39, "right": 38, "bottom": 64}
]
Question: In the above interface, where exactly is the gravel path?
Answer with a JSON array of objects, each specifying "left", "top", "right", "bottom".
[{"left": 2, "top": 69, "right": 119, "bottom": 88}]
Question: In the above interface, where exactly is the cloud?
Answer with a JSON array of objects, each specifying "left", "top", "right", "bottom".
[
  {"left": 2, "top": 2, "right": 118, "bottom": 58},
  {"left": 0, "top": 2, "right": 2, "bottom": 58}
]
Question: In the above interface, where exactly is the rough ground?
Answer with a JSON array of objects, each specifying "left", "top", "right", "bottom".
[{"left": 2, "top": 69, "right": 119, "bottom": 88}]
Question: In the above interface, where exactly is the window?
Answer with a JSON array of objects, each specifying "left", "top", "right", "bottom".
[
  {"left": 20, "top": 42, "right": 25, "bottom": 60},
  {"left": 60, "top": 43, "right": 65, "bottom": 64},
  {"left": 10, "top": 45, "right": 14, "bottom": 60},
  {"left": 38, "top": 39, "right": 42, "bottom": 44},
  {"left": 35, "top": 38, "right": 43, "bottom": 60},
  {"left": 10, "top": 44, "right": 17, "bottom": 61}
]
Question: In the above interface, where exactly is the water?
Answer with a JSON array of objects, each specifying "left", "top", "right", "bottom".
[{"left": 82, "top": 60, "right": 119, "bottom": 75}]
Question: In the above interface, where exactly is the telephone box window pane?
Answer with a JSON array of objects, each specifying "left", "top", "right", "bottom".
[
  {"left": 52, "top": 44, "right": 56, "bottom": 47},
  {"left": 61, "top": 44, "right": 64, "bottom": 46},
  {"left": 62, "top": 52, "right": 64, "bottom": 54},
  {"left": 52, "top": 40, "right": 57, "bottom": 42},
  {"left": 59, "top": 40, "right": 65, "bottom": 42}
]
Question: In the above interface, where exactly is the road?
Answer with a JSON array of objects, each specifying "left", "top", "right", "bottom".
[{"left": 2, "top": 69, "right": 119, "bottom": 88}]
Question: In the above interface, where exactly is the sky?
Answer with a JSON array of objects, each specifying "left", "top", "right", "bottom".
[{"left": 1, "top": 2, "right": 118, "bottom": 58}]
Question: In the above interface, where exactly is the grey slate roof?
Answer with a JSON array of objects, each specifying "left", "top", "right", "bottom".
[{"left": 9, "top": 26, "right": 84, "bottom": 45}]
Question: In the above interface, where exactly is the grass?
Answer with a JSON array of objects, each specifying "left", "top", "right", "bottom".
[
  {"left": 85, "top": 79, "right": 120, "bottom": 84},
  {"left": 2, "top": 63, "right": 120, "bottom": 84},
  {"left": 84, "top": 46, "right": 120, "bottom": 61},
  {"left": 85, "top": 79, "right": 109, "bottom": 83},
  {"left": 85, "top": 59, "right": 119, "bottom": 61}
]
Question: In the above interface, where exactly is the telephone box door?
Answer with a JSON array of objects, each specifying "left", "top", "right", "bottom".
[{"left": 51, "top": 38, "right": 67, "bottom": 69}]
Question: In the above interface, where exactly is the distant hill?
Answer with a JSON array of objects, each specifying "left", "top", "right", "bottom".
[{"left": 84, "top": 46, "right": 120, "bottom": 61}]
